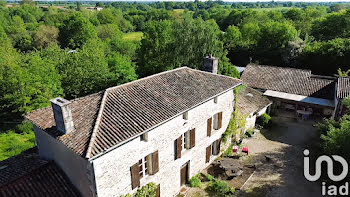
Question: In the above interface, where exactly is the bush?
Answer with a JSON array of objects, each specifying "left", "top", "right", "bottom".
[
  {"left": 223, "top": 143, "right": 233, "bottom": 157},
  {"left": 256, "top": 113, "right": 271, "bottom": 128},
  {"left": 208, "top": 179, "right": 235, "bottom": 196},
  {"left": 246, "top": 130, "right": 254, "bottom": 137},
  {"left": 189, "top": 174, "right": 202, "bottom": 188},
  {"left": 121, "top": 182, "right": 157, "bottom": 197},
  {"left": 205, "top": 174, "right": 214, "bottom": 182}
]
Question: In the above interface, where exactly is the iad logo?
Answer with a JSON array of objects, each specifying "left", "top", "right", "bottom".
[{"left": 303, "top": 149, "right": 349, "bottom": 196}]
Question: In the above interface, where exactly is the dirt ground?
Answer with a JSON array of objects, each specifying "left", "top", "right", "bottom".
[
  {"left": 236, "top": 116, "right": 324, "bottom": 197},
  {"left": 186, "top": 116, "right": 325, "bottom": 197}
]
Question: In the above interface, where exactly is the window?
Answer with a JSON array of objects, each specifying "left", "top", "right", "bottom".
[
  {"left": 214, "top": 96, "right": 218, "bottom": 104},
  {"left": 131, "top": 151, "right": 159, "bottom": 189},
  {"left": 182, "top": 131, "right": 190, "bottom": 151},
  {"left": 183, "top": 111, "right": 188, "bottom": 120},
  {"left": 213, "top": 113, "right": 219, "bottom": 130},
  {"left": 138, "top": 156, "right": 149, "bottom": 178},
  {"left": 213, "top": 112, "right": 222, "bottom": 130},
  {"left": 140, "top": 132, "right": 148, "bottom": 142}
]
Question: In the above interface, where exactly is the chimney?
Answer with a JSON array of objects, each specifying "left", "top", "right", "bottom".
[
  {"left": 203, "top": 55, "right": 218, "bottom": 74},
  {"left": 50, "top": 97, "right": 75, "bottom": 134}
]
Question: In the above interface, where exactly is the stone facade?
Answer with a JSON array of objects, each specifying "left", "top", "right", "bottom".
[
  {"left": 33, "top": 125, "right": 94, "bottom": 197},
  {"left": 91, "top": 89, "right": 235, "bottom": 197}
]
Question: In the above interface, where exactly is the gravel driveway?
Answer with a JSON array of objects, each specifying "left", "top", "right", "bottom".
[{"left": 237, "top": 116, "right": 325, "bottom": 197}]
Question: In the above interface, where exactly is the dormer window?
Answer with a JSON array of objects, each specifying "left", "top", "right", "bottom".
[
  {"left": 140, "top": 132, "right": 148, "bottom": 142},
  {"left": 214, "top": 96, "right": 218, "bottom": 104},
  {"left": 183, "top": 111, "right": 188, "bottom": 120}
]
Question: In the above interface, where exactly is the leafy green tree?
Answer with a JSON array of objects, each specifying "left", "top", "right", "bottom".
[
  {"left": 258, "top": 21, "right": 298, "bottom": 50},
  {"left": 222, "top": 25, "right": 242, "bottom": 49},
  {"left": 240, "top": 22, "right": 260, "bottom": 47},
  {"left": 58, "top": 12, "right": 98, "bottom": 49},
  {"left": 107, "top": 53, "right": 137, "bottom": 87},
  {"left": 0, "top": 41, "right": 63, "bottom": 118},
  {"left": 299, "top": 38, "right": 350, "bottom": 75},
  {"left": 138, "top": 16, "right": 238, "bottom": 78},
  {"left": 34, "top": 25, "right": 59, "bottom": 49},
  {"left": 56, "top": 39, "right": 110, "bottom": 98},
  {"left": 311, "top": 10, "right": 350, "bottom": 41},
  {"left": 20, "top": 0, "right": 35, "bottom": 6},
  {"left": 137, "top": 20, "right": 174, "bottom": 76},
  {"left": 97, "top": 24, "right": 122, "bottom": 40}
]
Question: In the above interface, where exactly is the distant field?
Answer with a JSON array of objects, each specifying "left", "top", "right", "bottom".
[
  {"left": 173, "top": 9, "right": 185, "bottom": 14},
  {"left": 248, "top": 7, "right": 295, "bottom": 11},
  {"left": 123, "top": 32, "right": 143, "bottom": 41}
]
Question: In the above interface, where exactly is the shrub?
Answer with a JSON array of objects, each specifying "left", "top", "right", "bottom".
[
  {"left": 189, "top": 174, "right": 202, "bottom": 188},
  {"left": 208, "top": 179, "right": 235, "bottom": 196},
  {"left": 256, "top": 113, "right": 271, "bottom": 128},
  {"left": 246, "top": 130, "right": 254, "bottom": 137},
  {"left": 205, "top": 174, "right": 214, "bottom": 182},
  {"left": 121, "top": 182, "right": 157, "bottom": 197},
  {"left": 223, "top": 143, "right": 233, "bottom": 157}
]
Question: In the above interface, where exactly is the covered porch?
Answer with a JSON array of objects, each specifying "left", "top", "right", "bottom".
[{"left": 263, "top": 90, "right": 335, "bottom": 119}]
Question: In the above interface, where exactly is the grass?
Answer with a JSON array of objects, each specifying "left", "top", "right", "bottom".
[
  {"left": 0, "top": 122, "right": 36, "bottom": 161},
  {"left": 122, "top": 32, "right": 143, "bottom": 41}
]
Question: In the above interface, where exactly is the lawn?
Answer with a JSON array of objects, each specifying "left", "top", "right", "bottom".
[
  {"left": 0, "top": 122, "right": 36, "bottom": 161},
  {"left": 122, "top": 32, "right": 143, "bottom": 41}
]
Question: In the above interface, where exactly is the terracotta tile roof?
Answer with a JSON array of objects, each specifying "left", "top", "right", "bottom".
[
  {"left": 237, "top": 86, "right": 272, "bottom": 116},
  {"left": 241, "top": 64, "right": 336, "bottom": 100},
  {"left": 0, "top": 148, "right": 46, "bottom": 186},
  {"left": 26, "top": 92, "right": 104, "bottom": 156},
  {"left": 0, "top": 148, "right": 80, "bottom": 197},
  {"left": 26, "top": 67, "right": 241, "bottom": 158},
  {"left": 337, "top": 77, "right": 350, "bottom": 99}
]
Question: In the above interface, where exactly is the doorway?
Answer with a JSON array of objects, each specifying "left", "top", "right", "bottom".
[{"left": 180, "top": 161, "right": 190, "bottom": 186}]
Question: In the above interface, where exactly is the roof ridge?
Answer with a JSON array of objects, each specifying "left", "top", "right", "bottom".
[
  {"left": 85, "top": 90, "right": 108, "bottom": 158},
  {"left": 107, "top": 67, "right": 189, "bottom": 92},
  {"left": 246, "top": 63, "right": 312, "bottom": 74},
  {"left": 84, "top": 67, "right": 191, "bottom": 158},
  {"left": 188, "top": 67, "right": 242, "bottom": 82}
]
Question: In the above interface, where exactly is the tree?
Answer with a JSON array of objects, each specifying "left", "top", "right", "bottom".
[
  {"left": 97, "top": 24, "right": 122, "bottom": 40},
  {"left": 0, "top": 41, "right": 63, "bottom": 119},
  {"left": 34, "top": 25, "right": 59, "bottom": 49},
  {"left": 56, "top": 39, "right": 110, "bottom": 98},
  {"left": 107, "top": 53, "right": 137, "bottom": 87},
  {"left": 258, "top": 21, "right": 298, "bottom": 50},
  {"left": 311, "top": 10, "right": 350, "bottom": 41},
  {"left": 138, "top": 16, "right": 237, "bottom": 78},
  {"left": 222, "top": 25, "right": 242, "bottom": 49},
  {"left": 137, "top": 20, "right": 174, "bottom": 76},
  {"left": 20, "top": 0, "right": 35, "bottom": 6},
  {"left": 58, "top": 12, "right": 98, "bottom": 49}
]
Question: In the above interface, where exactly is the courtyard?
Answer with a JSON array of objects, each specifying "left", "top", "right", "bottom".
[{"left": 186, "top": 116, "right": 325, "bottom": 197}]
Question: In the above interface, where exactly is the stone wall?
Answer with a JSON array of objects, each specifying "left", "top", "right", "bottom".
[
  {"left": 33, "top": 126, "right": 93, "bottom": 197},
  {"left": 92, "top": 89, "right": 235, "bottom": 197}
]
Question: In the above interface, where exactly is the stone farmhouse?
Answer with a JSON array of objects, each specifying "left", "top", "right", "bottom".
[
  {"left": 8, "top": 61, "right": 350, "bottom": 197},
  {"left": 1, "top": 57, "right": 248, "bottom": 197}
]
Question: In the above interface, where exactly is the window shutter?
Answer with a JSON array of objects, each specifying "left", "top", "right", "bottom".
[
  {"left": 206, "top": 146, "right": 211, "bottom": 163},
  {"left": 130, "top": 162, "right": 140, "bottom": 189},
  {"left": 207, "top": 118, "right": 212, "bottom": 136},
  {"left": 190, "top": 129, "right": 195, "bottom": 149},
  {"left": 151, "top": 151, "right": 159, "bottom": 175},
  {"left": 217, "top": 138, "right": 222, "bottom": 154},
  {"left": 175, "top": 136, "right": 182, "bottom": 160},
  {"left": 155, "top": 184, "right": 160, "bottom": 197},
  {"left": 218, "top": 112, "right": 223, "bottom": 129}
]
